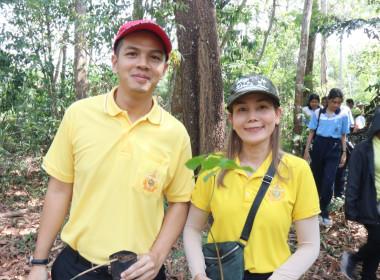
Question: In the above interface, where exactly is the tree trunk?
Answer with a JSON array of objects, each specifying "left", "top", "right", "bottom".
[
  {"left": 74, "top": 0, "right": 88, "bottom": 101},
  {"left": 219, "top": 0, "right": 248, "bottom": 52},
  {"left": 339, "top": 35, "right": 343, "bottom": 87},
  {"left": 256, "top": 0, "right": 276, "bottom": 67},
  {"left": 132, "top": 0, "right": 144, "bottom": 20},
  {"left": 292, "top": 0, "right": 313, "bottom": 156},
  {"left": 174, "top": 0, "right": 226, "bottom": 156},
  {"left": 303, "top": 0, "right": 318, "bottom": 103},
  {"left": 60, "top": 29, "right": 68, "bottom": 101},
  {"left": 45, "top": 5, "right": 57, "bottom": 118},
  {"left": 320, "top": 0, "right": 328, "bottom": 92}
]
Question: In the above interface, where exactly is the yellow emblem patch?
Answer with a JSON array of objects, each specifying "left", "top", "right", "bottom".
[
  {"left": 267, "top": 182, "right": 285, "bottom": 201},
  {"left": 143, "top": 170, "right": 160, "bottom": 193}
]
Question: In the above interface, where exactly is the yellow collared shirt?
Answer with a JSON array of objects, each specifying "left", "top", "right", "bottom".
[
  {"left": 191, "top": 152, "right": 320, "bottom": 273},
  {"left": 43, "top": 87, "right": 194, "bottom": 264}
]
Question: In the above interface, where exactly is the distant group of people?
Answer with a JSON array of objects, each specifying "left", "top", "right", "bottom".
[{"left": 26, "top": 19, "right": 379, "bottom": 280}]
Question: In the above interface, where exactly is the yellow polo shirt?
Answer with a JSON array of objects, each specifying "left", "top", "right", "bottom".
[
  {"left": 43, "top": 87, "right": 194, "bottom": 264},
  {"left": 191, "top": 152, "right": 320, "bottom": 273}
]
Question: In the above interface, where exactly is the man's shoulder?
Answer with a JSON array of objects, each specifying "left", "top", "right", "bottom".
[{"left": 67, "top": 94, "right": 105, "bottom": 111}]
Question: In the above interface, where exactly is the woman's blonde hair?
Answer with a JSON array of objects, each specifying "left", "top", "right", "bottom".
[{"left": 217, "top": 102, "right": 287, "bottom": 187}]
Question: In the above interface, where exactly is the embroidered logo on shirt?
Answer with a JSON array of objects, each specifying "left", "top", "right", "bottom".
[
  {"left": 142, "top": 169, "right": 160, "bottom": 193},
  {"left": 267, "top": 182, "right": 285, "bottom": 201}
]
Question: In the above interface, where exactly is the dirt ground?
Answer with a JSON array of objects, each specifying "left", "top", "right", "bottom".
[{"left": 1, "top": 157, "right": 379, "bottom": 279}]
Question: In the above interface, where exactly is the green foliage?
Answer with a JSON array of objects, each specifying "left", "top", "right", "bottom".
[
  {"left": 1, "top": 0, "right": 379, "bottom": 160},
  {"left": 316, "top": 17, "right": 380, "bottom": 40},
  {"left": 185, "top": 153, "right": 253, "bottom": 181}
]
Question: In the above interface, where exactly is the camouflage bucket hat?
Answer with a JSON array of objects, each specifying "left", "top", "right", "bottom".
[{"left": 227, "top": 74, "right": 280, "bottom": 112}]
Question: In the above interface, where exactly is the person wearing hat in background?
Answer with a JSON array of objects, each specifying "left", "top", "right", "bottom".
[
  {"left": 304, "top": 88, "right": 350, "bottom": 227},
  {"left": 27, "top": 19, "right": 194, "bottom": 280},
  {"left": 352, "top": 100, "right": 364, "bottom": 117},
  {"left": 183, "top": 74, "right": 320, "bottom": 280},
  {"left": 341, "top": 107, "right": 380, "bottom": 280}
]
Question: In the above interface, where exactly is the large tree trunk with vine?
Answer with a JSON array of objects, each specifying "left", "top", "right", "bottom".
[
  {"left": 303, "top": 0, "right": 318, "bottom": 103},
  {"left": 74, "top": 0, "right": 88, "bottom": 101},
  {"left": 293, "top": 0, "right": 313, "bottom": 156},
  {"left": 320, "top": 0, "right": 328, "bottom": 93},
  {"left": 174, "top": 0, "right": 226, "bottom": 156}
]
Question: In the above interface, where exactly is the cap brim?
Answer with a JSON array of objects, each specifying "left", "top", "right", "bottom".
[
  {"left": 227, "top": 89, "right": 280, "bottom": 112},
  {"left": 113, "top": 21, "right": 172, "bottom": 57}
]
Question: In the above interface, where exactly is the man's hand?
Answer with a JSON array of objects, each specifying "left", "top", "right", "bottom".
[
  {"left": 120, "top": 252, "right": 162, "bottom": 280},
  {"left": 27, "top": 265, "right": 48, "bottom": 280}
]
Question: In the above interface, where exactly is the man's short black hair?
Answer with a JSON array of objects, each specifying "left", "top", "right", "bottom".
[{"left": 346, "top": 98, "right": 354, "bottom": 105}]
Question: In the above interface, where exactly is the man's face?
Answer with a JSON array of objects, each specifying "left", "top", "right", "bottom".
[{"left": 111, "top": 31, "right": 168, "bottom": 98}]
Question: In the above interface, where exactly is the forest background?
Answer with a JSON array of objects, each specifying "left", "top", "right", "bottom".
[{"left": 0, "top": 0, "right": 379, "bottom": 279}]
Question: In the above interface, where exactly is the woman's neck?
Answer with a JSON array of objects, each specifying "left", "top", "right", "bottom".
[
  {"left": 326, "top": 106, "right": 336, "bottom": 115},
  {"left": 239, "top": 142, "right": 271, "bottom": 175}
]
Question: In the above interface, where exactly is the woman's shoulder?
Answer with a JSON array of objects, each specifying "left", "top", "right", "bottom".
[{"left": 281, "top": 153, "right": 309, "bottom": 170}]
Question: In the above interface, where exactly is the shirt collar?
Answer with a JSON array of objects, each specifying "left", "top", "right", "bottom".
[
  {"left": 233, "top": 151, "right": 273, "bottom": 179},
  {"left": 321, "top": 105, "right": 341, "bottom": 115},
  {"left": 103, "top": 87, "right": 164, "bottom": 125}
]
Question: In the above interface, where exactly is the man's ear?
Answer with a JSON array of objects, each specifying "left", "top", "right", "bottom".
[
  {"left": 161, "top": 62, "right": 169, "bottom": 79},
  {"left": 111, "top": 54, "right": 118, "bottom": 74}
]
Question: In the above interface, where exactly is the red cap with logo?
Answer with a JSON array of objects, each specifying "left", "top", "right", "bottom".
[{"left": 113, "top": 19, "right": 172, "bottom": 59}]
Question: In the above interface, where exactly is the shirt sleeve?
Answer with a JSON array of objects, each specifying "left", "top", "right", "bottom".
[
  {"left": 292, "top": 160, "right": 321, "bottom": 220},
  {"left": 308, "top": 109, "right": 318, "bottom": 130},
  {"left": 342, "top": 114, "right": 350, "bottom": 135},
  {"left": 42, "top": 107, "right": 74, "bottom": 183},
  {"left": 190, "top": 170, "right": 215, "bottom": 213}
]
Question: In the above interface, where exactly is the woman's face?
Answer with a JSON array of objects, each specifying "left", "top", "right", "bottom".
[
  {"left": 321, "top": 98, "right": 328, "bottom": 107},
  {"left": 229, "top": 93, "right": 281, "bottom": 148},
  {"left": 327, "top": 97, "right": 343, "bottom": 112},
  {"left": 309, "top": 99, "right": 320, "bottom": 110}
]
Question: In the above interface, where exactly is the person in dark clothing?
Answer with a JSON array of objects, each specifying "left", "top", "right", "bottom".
[{"left": 341, "top": 107, "right": 380, "bottom": 280}]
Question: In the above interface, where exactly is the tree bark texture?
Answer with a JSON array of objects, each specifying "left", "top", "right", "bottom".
[
  {"left": 174, "top": 0, "right": 226, "bottom": 156},
  {"left": 303, "top": 0, "right": 318, "bottom": 103},
  {"left": 293, "top": 0, "right": 313, "bottom": 155},
  {"left": 74, "top": 0, "right": 88, "bottom": 101},
  {"left": 320, "top": 0, "right": 328, "bottom": 92}
]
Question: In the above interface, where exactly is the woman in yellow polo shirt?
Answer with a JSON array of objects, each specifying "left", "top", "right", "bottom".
[{"left": 183, "top": 74, "right": 320, "bottom": 280}]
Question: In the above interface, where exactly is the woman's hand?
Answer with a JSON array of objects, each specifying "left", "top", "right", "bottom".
[
  {"left": 303, "top": 150, "right": 311, "bottom": 164},
  {"left": 338, "top": 152, "right": 347, "bottom": 168}
]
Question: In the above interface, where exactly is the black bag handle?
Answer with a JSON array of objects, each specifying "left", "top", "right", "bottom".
[
  {"left": 240, "top": 155, "right": 283, "bottom": 242},
  {"left": 315, "top": 108, "right": 322, "bottom": 134}
]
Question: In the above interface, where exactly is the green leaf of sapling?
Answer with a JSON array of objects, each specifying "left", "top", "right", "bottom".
[
  {"left": 185, "top": 155, "right": 206, "bottom": 170},
  {"left": 203, "top": 170, "right": 217, "bottom": 182}
]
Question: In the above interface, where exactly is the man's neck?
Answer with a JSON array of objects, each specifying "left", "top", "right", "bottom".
[{"left": 114, "top": 88, "right": 154, "bottom": 124}]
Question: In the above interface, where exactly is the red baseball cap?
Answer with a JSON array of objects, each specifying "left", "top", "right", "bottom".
[{"left": 113, "top": 19, "right": 172, "bottom": 59}]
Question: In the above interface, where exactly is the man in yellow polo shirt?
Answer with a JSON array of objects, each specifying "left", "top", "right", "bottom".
[{"left": 27, "top": 20, "right": 194, "bottom": 280}]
